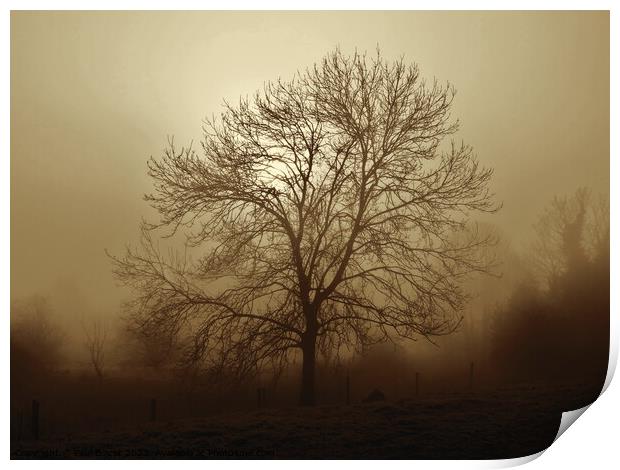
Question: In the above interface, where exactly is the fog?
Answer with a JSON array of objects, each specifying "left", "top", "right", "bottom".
[{"left": 10, "top": 12, "right": 609, "bottom": 457}]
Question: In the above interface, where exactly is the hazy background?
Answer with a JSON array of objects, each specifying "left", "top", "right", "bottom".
[{"left": 11, "top": 11, "right": 609, "bottom": 362}]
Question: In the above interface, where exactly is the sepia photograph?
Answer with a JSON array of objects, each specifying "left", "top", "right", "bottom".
[{"left": 9, "top": 9, "right": 611, "bottom": 460}]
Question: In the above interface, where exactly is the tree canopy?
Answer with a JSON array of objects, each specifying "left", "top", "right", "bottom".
[{"left": 111, "top": 49, "right": 498, "bottom": 405}]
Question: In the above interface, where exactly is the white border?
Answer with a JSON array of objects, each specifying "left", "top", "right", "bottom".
[{"left": 3, "top": 2, "right": 616, "bottom": 469}]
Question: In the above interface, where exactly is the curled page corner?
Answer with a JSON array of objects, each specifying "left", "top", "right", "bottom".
[
  {"left": 487, "top": 402, "right": 596, "bottom": 469},
  {"left": 486, "top": 449, "right": 545, "bottom": 468},
  {"left": 554, "top": 404, "right": 591, "bottom": 442}
]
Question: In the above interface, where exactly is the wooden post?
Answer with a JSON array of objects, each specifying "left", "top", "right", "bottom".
[
  {"left": 469, "top": 362, "right": 474, "bottom": 390},
  {"left": 31, "top": 400, "right": 39, "bottom": 440},
  {"left": 149, "top": 398, "right": 157, "bottom": 422},
  {"left": 346, "top": 373, "right": 350, "bottom": 405},
  {"left": 18, "top": 410, "right": 23, "bottom": 441},
  {"left": 415, "top": 372, "right": 419, "bottom": 396},
  {"left": 14, "top": 409, "right": 23, "bottom": 441},
  {"left": 257, "top": 387, "right": 262, "bottom": 408}
]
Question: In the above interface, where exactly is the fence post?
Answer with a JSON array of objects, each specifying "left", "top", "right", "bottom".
[
  {"left": 150, "top": 398, "right": 157, "bottom": 422},
  {"left": 469, "top": 362, "right": 474, "bottom": 390},
  {"left": 31, "top": 400, "right": 39, "bottom": 440},
  {"left": 415, "top": 372, "right": 419, "bottom": 396},
  {"left": 18, "top": 410, "right": 23, "bottom": 441},
  {"left": 346, "top": 373, "right": 350, "bottom": 405},
  {"left": 257, "top": 387, "right": 262, "bottom": 408},
  {"left": 13, "top": 409, "right": 24, "bottom": 441}
]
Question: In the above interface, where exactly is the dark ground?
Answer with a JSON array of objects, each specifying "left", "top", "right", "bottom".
[{"left": 11, "top": 381, "right": 602, "bottom": 459}]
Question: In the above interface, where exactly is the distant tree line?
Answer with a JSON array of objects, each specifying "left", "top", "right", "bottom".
[{"left": 491, "top": 189, "right": 609, "bottom": 386}]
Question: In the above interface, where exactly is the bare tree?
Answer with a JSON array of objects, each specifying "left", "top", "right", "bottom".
[
  {"left": 110, "top": 49, "right": 498, "bottom": 405},
  {"left": 532, "top": 188, "right": 609, "bottom": 289},
  {"left": 11, "top": 296, "right": 64, "bottom": 374},
  {"left": 122, "top": 326, "right": 179, "bottom": 371},
  {"left": 83, "top": 319, "right": 107, "bottom": 380}
]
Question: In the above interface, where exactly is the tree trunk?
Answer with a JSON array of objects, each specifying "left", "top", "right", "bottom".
[{"left": 299, "top": 330, "right": 317, "bottom": 406}]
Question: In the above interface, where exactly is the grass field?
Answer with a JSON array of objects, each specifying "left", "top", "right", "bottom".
[{"left": 11, "top": 381, "right": 602, "bottom": 459}]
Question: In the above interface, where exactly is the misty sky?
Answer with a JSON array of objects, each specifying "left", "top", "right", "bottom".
[{"left": 11, "top": 11, "right": 609, "bottom": 332}]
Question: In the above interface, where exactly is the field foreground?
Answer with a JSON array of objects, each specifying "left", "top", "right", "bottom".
[{"left": 11, "top": 382, "right": 601, "bottom": 459}]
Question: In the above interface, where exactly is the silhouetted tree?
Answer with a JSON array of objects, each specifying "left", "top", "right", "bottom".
[
  {"left": 120, "top": 326, "right": 179, "bottom": 371},
  {"left": 532, "top": 188, "right": 602, "bottom": 289},
  {"left": 493, "top": 189, "right": 609, "bottom": 386},
  {"left": 11, "top": 296, "right": 64, "bottom": 376},
  {"left": 83, "top": 319, "right": 108, "bottom": 380},
  {"left": 111, "top": 49, "right": 498, "bottom": 405}
]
